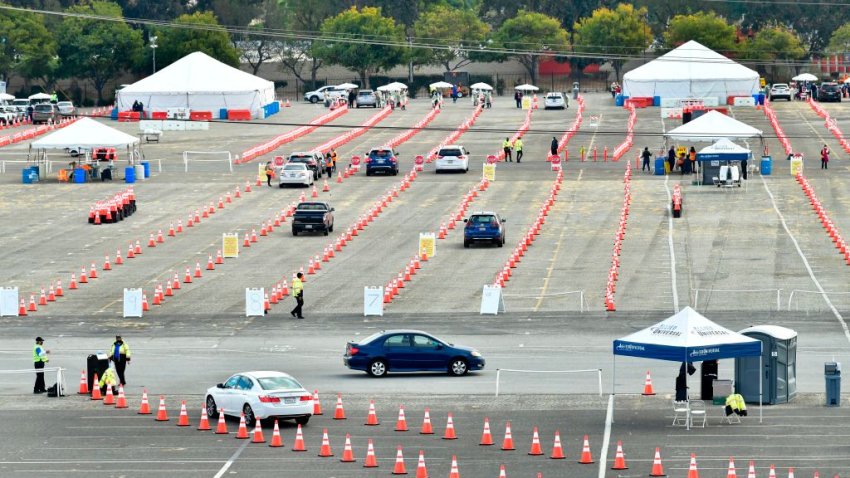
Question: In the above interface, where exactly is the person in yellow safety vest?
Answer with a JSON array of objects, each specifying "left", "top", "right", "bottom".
[
  {"left": 99, "top": 367, "right": 119, "bottom": 394},
  {"left": 109, "top": 335, "right": 131, "bottom": 386},
  {"left": 33, "top": 337, "right": 50, "bottom": 394},
  {"left": 264, "top": 161, "right": 275, "bottom": 187},
  {"left": 502, "top": 137, "right": 513, "bottom": 162},
  {"left": 290, "top": 272, "right": 305, "bottom": 319},
  {"left": 724, "top": 393, "right": 747, "bottom": 416},
  {"left": 514, "top": 138, "right": 523, "bottom": 163}
]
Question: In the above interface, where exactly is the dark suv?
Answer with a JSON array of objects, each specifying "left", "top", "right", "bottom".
[
  {"left": 287, "top": 152, "right": 322, "bottom": 180},
  {"left": 818, "top": 82, "right": 842, "bottom": 102},
  {"left": 365, "top": 148, "right": 399, "bottom": 176},
  {"left": 463, "top": 212, "right": 506, "bottom": 247}
]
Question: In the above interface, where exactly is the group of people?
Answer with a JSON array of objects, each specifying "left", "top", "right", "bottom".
[
  {"left": 473, "top": 89, "right": 492, "bottom": 108},
  {"left": 33, "top": 335, "right": 130, "bottom": 395},
  {"left": 610, "top": 82, "right": 622, "bottom": 99},
  {"left": 130, "top": 100, "right": 145, "bottom": 113},
  {"left": 501, "top": 136, "right": 524, "bottom": 162}
]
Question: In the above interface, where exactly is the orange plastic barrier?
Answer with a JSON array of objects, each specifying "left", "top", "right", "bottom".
[
  {"left": 117, "top": 111, "right": 141, "bottom": 122},
  {"left": 151, "top": 111, "right": 167, "bottom": 120},
  {"left": 227, "top": 110, "right": 251, "bottom": 121},
  {"left": 190, "top": 111, "right": 212, "bottom": 121}
]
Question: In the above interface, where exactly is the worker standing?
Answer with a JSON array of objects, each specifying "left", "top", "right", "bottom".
[
  {"left": 290, "top": 272, "right": 305, "bottom": 319},
  {"left": 330, "top": 149, "right": 338, "bottom": 173},
  {"left": 264, "top": 161, "right": 274, "bottom": 187},
  {"left": 109, "top": 335, "right": 131, "bottom": 386},
  {"left": 324, "top": 153, "right": 334, "bottom": 178},
  {"left": 550, "top": 137, "right": 558, "bottom": 156},
  {"left": 641, "top": 147, "right": 652, "bottom": 172},
  {"left": 514, "top": 138, "right": 523, "bottom": 163},
  {"left": 33, "top": 337, "right": 50, "bottom": 394},
  {"left": 502, "top": 137, "right": 513, "bottom": 162}
]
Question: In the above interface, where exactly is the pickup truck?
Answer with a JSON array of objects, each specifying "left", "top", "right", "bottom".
[{"left": 292, "top": 202, "right": 334, "bottom": 236}]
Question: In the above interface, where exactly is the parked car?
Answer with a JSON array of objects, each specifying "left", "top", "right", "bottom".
[
  {"left": 292, "top": 201, "right": 334, "bottom": 236},
  {"left": 0, "top": 106, "right": 17, "bottom": 125},
  {"left": 343, "top": 330, "right": 485, "bottom": 377},
  {"left": 818, "top": 82, "right": 842, "bottom": 102},
  {"left": 463, "top": 211, "right": 506, "bottom": 247},
  {"left": 355, "top": 89, "right": 378, "bottom": 108},
  {"left": 434, "top": 145, "right": 469, "bottom": 173},
  {"left": 205, "top": 371, "right": 313, "bottom": 426},
  {"left": 365, "top": 147, "right": 399, "bottom": 176},
  {"left": 287, "top": 152, "right": 322, "bottom": 180},
  {"left": 304, "top": 85, "right": 344, "bottom": 103},
  {"left": 278, "top": 163, "right": 314, "bottom": 188},
  {"left": 31, "top": 103, "right": 56, "bottom": 124},
  {"left": 544, "top": 92, "right": 568, "bottom": 109},
  {"left": 56, "top": 101, "right": 75, "bottom": 115},
  {"left": 768, "top": 83, "right": 791, "bottom": 101},
  {"left": 10, "top": 98, "right": 29, "bottom": 114}
]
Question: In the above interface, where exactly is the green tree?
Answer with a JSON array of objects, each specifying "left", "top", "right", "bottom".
[
  {"left": 56, "top": 1, "right": 143, "bottom": 105},
  {"left": 493, "top": 10, "right": 569, "bottom": 84},
  {"left": 155, "top": 11, "right": 240, "bottom": 70},
  {"left": 0, "top": 7, "right": 57, "bottom": 84},
  {"left": 412, "top": 5, "right": 490, "bottom": 71},
  {"left": 313, "top": 6, "right": 407, "bottom": 87},
  {"left": 827, "top": 23, "right": 850, "bottom": 54},
  {"left": 663, "top": 12, "right": 737, "bottom": 54},
  {"left": 744, "top": 26, "right": 807, "bottom": 78},
  {"left": 572, "top": 4, "right": 652, "bottom": 81}
]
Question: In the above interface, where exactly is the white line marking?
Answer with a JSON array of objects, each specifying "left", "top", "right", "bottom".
[
  {"left": 663, "top": 174, "right": 680, "bottom": 312},
  {"left": 213, "top": 439, "right": 249, "bottom": 478},
  {"left": 598, "top": 394, "right": 614, "bottom": 478}
]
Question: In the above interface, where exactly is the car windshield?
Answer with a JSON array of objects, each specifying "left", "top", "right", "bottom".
[
  {"left": 370, "top": 150, "right": 393, "bottom": 158},
  {"left": 12, "top": 100, "right": 27, "bottom": 106},
  {"left": 772, "top": 84, "right": 788, "bottom": 89},
  {"left": 471, "top": 215, "right": 497, "bottom": 224},
  {"left": 358, "top": 91, "right": 373, "bottom": 96},
  {"left": 257, "top": 376, "right": 302, "bottom": 390},
  {"left": 546, "top": 94, "right": 561, "bottom": 98},
  {"left": 58, "top": 102, "right": 71, "bottom": 106},
  {"left": 438, "top": 149, "right": 462, "bottom": 157},
  {"left": 289, "top": 155, "right": 312, "bottom": 161},
  {"left": 822, "top": 84, "right": 840, "bottom": 92},
  {"left": 34, "top": 105, "right": 52, "bottom": 112},
  {"left": 283, "top": 164, "right": 305, "bottom": 170}
]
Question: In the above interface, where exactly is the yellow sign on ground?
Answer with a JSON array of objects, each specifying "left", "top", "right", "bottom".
[
  {"left": 790, "top": 155, "right": 804, "bottom": 176},
  {"left": 521, "top": 97, "right": 531, "bottom": 110},
  {"left": 419, "top": 232, "right": 436, "bottom": 258},
  {"left": 258, "top": 163, "right": 268, "bottom": 180},
  {"left": 223, "top": 233, "right": 239, "bottom": 258},
  {"left": 483, "top": 163, "right": 496, "bottom": 181}
]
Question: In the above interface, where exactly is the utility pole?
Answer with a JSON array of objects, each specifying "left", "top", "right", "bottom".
[
  {"left": 150, "top": 35, "right": 158, "bottom": 74},
  {"left": 408, "top": 35, "right": 414, "bottom": 84}
]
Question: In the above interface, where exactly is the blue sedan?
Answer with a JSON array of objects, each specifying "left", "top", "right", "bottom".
[{"left": 344, "top": 330, "right": 485, "bottom": 377}]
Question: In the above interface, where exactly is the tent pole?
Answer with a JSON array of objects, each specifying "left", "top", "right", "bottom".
[
  {"left": 685, "top": 352, "right": 690, "bottom": 431},
  {"left": 759, "top": 355, "right": 763, "bottom": 423},
  {"left": 611, "top": 355, "right": 616, "bottom": 424}
]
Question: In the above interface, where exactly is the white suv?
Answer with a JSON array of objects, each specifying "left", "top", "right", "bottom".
[
  {"left": 0, "top": 106, "right": 17, "bottom": 125},
  {"left": 435, "top": 145, "right": 470, "bottom": 173},
  {"left": 304, "top": 86, "right": 345, "bottom": 103}
]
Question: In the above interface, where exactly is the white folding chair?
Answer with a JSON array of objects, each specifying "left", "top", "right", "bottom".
[
  {"left": 689, "top": 400, "right": 707, "bottom": 427},
  {"left": 672, "top": 400, "right": 689, "bottom": 426}
]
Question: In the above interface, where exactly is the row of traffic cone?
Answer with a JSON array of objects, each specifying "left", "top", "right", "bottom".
[
  {"left": 237, "top": 106, "right": 348, "bottom": 163},
  {"left": 610, "top": 102, "right": 637, "bottom": 161},
  {"left": 88, "top": 187, "right": 136, "bottom": 225},
  {"left": 425, "top": 104, "right": 485, "bottom": 163},
  {"left": 604, "top": 161, "right": 633, "bottom": 312},
  {"left": 383, "top": 105, "right": 442, "bottom": 148},
  {"left": 762, "top": 100, "right": 793, "bottom": 155},
  {"left": 312, "top": 105, "right": 394, "bottom": 156},
  {"left": 797, "top": 174, "right": 850, "bottom": 266},
  {"left": 554, "top": 96, "right": 585, "bottom": 154},
  {"left": 807, "top": 99, "right": 850, "bottom": 154},
  {"left": 494, "top": 171, "right": 563, "bottom": 288}
]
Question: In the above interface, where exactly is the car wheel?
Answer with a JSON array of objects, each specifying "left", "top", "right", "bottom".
[
  {"left": 449, "top": 358, "right": 469, "bottom": 376},
  {"left": 295, "top": 415, "right": 310, "bottom": 426},
  {"left": 292, "top": 229, "right": 297, "bottom": 236},
  {"left": 309, "top": 96, "right": 318, "bottom": 104},
  {"left": 368, "top": 359, "right": 388, "bottom": 377},
  {"left": 279, "top": 183, "right": 284, "bottom": 188},
  {"left": 463, "top": 239, "right": 470, "bottom": 248},
  {"left": 243, "top": 403, "right": 256, "bottom": 425},
  {"left": 329, "top": 224, "right": 334, "bottom": 233},
  {"left": 366, "top": 170, "right": 372, "bottom": 176},
  {"left": 206, "top": 395, "right": 218, "bottom": 418},
  {"left": 497, "top": 238, "right": 503, "bottom": 247},
  {"left": 323, "top": 229, "right": 329, "bottom": 236}
]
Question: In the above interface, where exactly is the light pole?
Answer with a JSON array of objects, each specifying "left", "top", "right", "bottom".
[{"left": 150, "top": 35, "right": 158, "bottom": 74}]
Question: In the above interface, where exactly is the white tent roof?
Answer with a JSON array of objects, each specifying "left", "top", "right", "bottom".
[
  {"left": 29, "top": 92, "right": 51, "bottom": 100},
  {"left": 698, "top": 138, "right": 750, "bottom": 155},
  {"left": 31, "top": 118, "right": 139, "bottom": 149},
  {"left": 665, "top": 111, "right": 763, "bottom": 142}
]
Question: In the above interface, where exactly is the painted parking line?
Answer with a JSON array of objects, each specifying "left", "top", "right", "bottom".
[{"left": 213, "top": 439, "right": 249, "bottom": 478}]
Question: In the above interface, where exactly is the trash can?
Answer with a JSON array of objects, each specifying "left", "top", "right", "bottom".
[
  {"left": 86, "top": 353, "right": 110, "bottom": 392},
  {"left": 134, "top": 164, "right": 145, "bottom": 181},
  {"left": 825, "top": 362, "right": 841, "bottom": 407},
  {"left": 219, "top": 108, "right": 228, "bottom": 120},
  {"left": 654, "top": 157, "right": 665, "bottom": 176},
  {"left": 713, "top": 379, "right": 734, "bottom": 405},
  {"left": 653, "top": 96, "right": 661, "bottom": 107},
  {"left": 73, "top": 168, "right": 86, "bottom": 183},
  {"left": 124, "top": 166, "right": 135, "bottom": 183},
  {"left": 760, "top": 156, "right": 772, "bottom": 175},
  {"left": 141, "top": 161, "right": 150, "bottom": 178}
]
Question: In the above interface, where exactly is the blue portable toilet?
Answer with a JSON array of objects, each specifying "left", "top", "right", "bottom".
[
  {"left": 735, "top": 325, "right": 797, "bottom": 404},
  {"left": 141, "top": 161, "right": 150, "bottom": 178}
]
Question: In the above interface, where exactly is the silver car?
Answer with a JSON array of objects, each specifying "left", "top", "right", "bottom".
[
  {"left": 278, "top": 163, "right": 315, "bottom": 188},
  {"left": 356, "top": 89, "right": 377, "bottom": 108},
  {"left": 57, "top": 101, "right": 75, "bottom": 115},
  {"left": 205, "top": 371, "right": 313, "bottom": 425}
]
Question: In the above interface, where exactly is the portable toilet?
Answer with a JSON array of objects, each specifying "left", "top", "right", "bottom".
[{"left": 734, "top": 325, "right": 797, "bottom": 404}]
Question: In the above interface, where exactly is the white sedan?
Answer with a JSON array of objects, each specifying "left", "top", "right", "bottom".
[
  {"left": 435, "top": 145, "right": 469, "bottom": 173},
  {"left": 205, "top": 371, "right": 313, "bottom": 425},
  {"left": 278, "top": 163, "right": 314, "bottom": 188},
  {"left": 544, "top": 92, "right": 568, "bottom": 110}
]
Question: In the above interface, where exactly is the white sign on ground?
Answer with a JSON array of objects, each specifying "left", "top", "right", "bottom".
[
  {"left": 363, "top": 286, "right": 384, "bottom": 316},
  {"left": 0, "top": 287, "right": 19, "bottom": 316},
  {"left": 480, "top": 285, "right": 506, "bottom": 315},
  {"left": 122, "top": 288, "right": 143, "bottom": 318},
  {"left": 245, "top": 288, "right": 265, "bottom": 317}
]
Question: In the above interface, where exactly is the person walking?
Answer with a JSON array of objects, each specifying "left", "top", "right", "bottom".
[
  {"left": 641, "top": 147, "right": 652, "bottom": 172},
  {"left": 821, "top": 145, "right": 830, "bottom": 169},
  {"left": 502, "top": 137, "right": 513, "bottom": 162},
  {"left": 514, "top": 137, "right": 523, "bottom": 163},
  {"left": 550, "top": 137, "right": 558, "bottom": 156},
  {"left": 451, "top": 84, "right": 458, "bottom": 104},
  {"left": 33, "top": 337, "right": 50, "bottom": 394},
  {"left": 264, "top": 161, "right": 274, "bottom": 187},
  {"left": 290, "top": 272, "right": 304, "bottom": 319},
  {"left": 109, "top": 335, "right": 131, "bottom": 386},
  {"left": 514, "top": 90, "right": 522, "bottom": 108},
  {"left": 667, "top": 146, "right": 676, "bottom": 174}
]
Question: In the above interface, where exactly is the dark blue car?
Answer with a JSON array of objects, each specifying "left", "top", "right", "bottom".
[
  {"left": 365, "top": 147, "right": 399, "bottom": 176},
  {"left": 344, "top": 329, "right": 485, "bottom": 377},
  {"left": 464, "top": 211, "right": 506, "bottom": 247}
]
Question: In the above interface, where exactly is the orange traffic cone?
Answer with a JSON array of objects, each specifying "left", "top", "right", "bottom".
[
  {"left": 115, "top": 385, "right": 127, "bottom": 408},
  {"left": 155, "top": 396, "right": 169, "bottom": 421},
  {"left": 480, "top": 417, "right": 494, "bottom": 445},
  {"left": 787, "top": 468, "right": 794, "bottom": 478},
  {"left": 292, "top": 424, "right": 306, "bottom": 451},
  {"left": 177, "top": 400, "right": 190, "bottom": 426},
  {"left": 18, "top": 298, "right": 27, "bottom": 316},
  {"left": 747, "top": 461, "right": 756, "bottom": 478},
  {"left": 365, "top": 400, "right": 379, "bottom": 425},
  {"left": 318, "top": 428, "right": 333, "bottom": 457},
  {"left": 642, "top": 370, "right": 656, "bottom": 395},
  {"left": 578, "top": 435, "right": 594, "bottom": 464},
  {"left": 197, "top": 405, "right": 211, "bottom": 430},
  {"left": 687, "top": 454, "right": 699, "bottom": 478},
  {"left": 550, "top": 431, "right": 566, "bottom": 459},
  {"left": 333, "top": 393, "right": 346, "bottom": 419},
  {"left": 769, "top": 464, "right": 778, "bottom": 478},
  {"left": 322, "top": 179, "right": 330, "bottom": 192},
  {"left": 415, "top": 450, "right": 427, "bottom": 478},
  {"left": 611, "top": 440, "right": 628, "bottom": 469},
  {"left": 395, "top": 405, "right": 408, "bottom": 431},
  {"left": 443, "top": 412, "right": 457, "bottom": 440},
  {"left": 498, "top": 464, "right": 507, "bottom": 478},
  {"left": 448, "top": 455, "right": 460, "bottom": 478},
  {"left": 364, "top": 438, "right": 378, "bottom": 467},
  {"left": 727, "top": 457, "right": 737, "bottom": 478},
  {"left": 649, "top": 447, "right": 665, "bottom": 476},
  {"left": 235, "top": 413, "right": 249, "bottom": 438},
  {"left": 501, "top": 421, "right": 515, "bottom": 450},
  {"left": 215, "top": 409, "right": 228, "bottom": 434},
  {"left": 90, "top": 374, "right": 102, "bottom": 400},
  {"left": 528, "top": 426, "right": 544, "bottom": 456},
  {"left": 313, "top": 390, "right": 323, "bottom": 415},
  {"left": 103, "top": 383, "right": 115, "bottom": 405},
  {"left": 138, "top": 389, "right": 151, "bottom": 414},
  {"left": 251, "top": 418, "right": 266, "bottom": 443},
  {"left": 77, "top": 371, "right": 88, "bottom": 394},
  {"left": 312, "top": 185, "right": 318, "bottom": 198},
  {"left": 340, "top": 433, "right": 355, "bottom": 462},
  {"left": 420, "top": 407, "right": 433, "bottom": 434},
  {"left": 392, "top": 445, "right": 407, "bottom": 475},
  {"left": 269, "top": 420, "right": 283, "bottom": 447}
]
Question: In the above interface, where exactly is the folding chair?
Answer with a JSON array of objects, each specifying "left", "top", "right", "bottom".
[
  {"left": 689, "top": 400, "right": 707, "bottom": 427},
  {"left": 672, "top": 399, "right": 689, "bottom": 426}
]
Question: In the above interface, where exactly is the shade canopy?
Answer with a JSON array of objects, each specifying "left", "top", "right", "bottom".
[
  {"left": 336, "top": 82, "right": 358, "bottom": 89},
  {"left": 696, "top": 138, "right": 751, "bottom": 161},
  {"left": 613, "top": 307, "right": 762, "bottom": 362},
  {"left": 792, "top": 73, "right": 818, "bottom": 82},
  {"left": 31, "top": 117, "right": 140, "bottom": 149},
  {"left": 115, "top": 51, "right": 275, "bottom": 114},
  {"left": 514, "top": 84, "right": 539, "bottom": 91},
  {"left": 377, "top": 82, "right": 407, "bottom": 92},
  {"left": 0, "top": 93, "right": 14, "bottom": 101},
  {"left": 470, "top": 82, "right": 493, "bottom": 90},
  {"left": 623, "top": 41, "right": 759, "bottom": 101},
  {"left": 29, "top": 92, "right": 51, "bottom": 100},
  {"left": 665, "top": 111, "right": 763, "bottom": 142},
  {"left": 430, "top": 81, "right": 453, "bottom": 89}
]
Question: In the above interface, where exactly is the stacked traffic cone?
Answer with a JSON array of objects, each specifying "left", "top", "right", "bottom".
[
  {"left": 251, "top": 418, "right": 266, "bottom": 443},
  {"left": 313, "top": 390, "right": 322, "bottom": 415},
  {"left": 269, "top": 420, "right": 283, "bottom": 447},
  {"left": 115, "top": 385, "right": 127, "bottom": 408},
  {"left": 155, "top": 396, "right": 169, "bottom": 421},
  {"left": 215, "top": 409, "right": 228, "bottom": 434},
  {"left": 78, "top": 371, "right": 88, "bottom": 394},
  {"left": 340, "top": 433, "right": 356, "bottom": 462},
  {"left": 235, "top": 413, "right": 249, "bottom": 438},
  {"left": 443, "top": 412, "right": 457, "bottom": 439},
  {"left": 90, "top": 374, "right": 102, "bottom": 400},
  {"left": 138, "top": 389, "right": 151, "bottom": 414},
  {"left": 550, "top": 431, "right": 566, "bottom": 459},
  {"left": 687, "top": 454, "right": 699, "bottom": 478},
  {"left": 103, "top": 383, "right": 115, "bottom": 405},
  {"left": 578, "top": 435, "right": 594, "bottom": 464},
  {"left": 333, "top": 393, "right": 346, "bottom": 419},
  {"left": 366, "top": 400, "right": 379, "bottom": 425},
  {"left": 394, "top": 405, "right": 408, "bottom": 430},
  {"left": 649, "top": 448, "right": 665, "bottom": 476},
  {"left": 415, "top": 450, "right": 427, "bottom": 478},
  {"left": 420, "top": 408, "right": 433, "bottom": 434},
  {"left": 364, "top": 439, "right": 378, "bottom": 467},
  {"left": 197, "top": 405, "right": 211, "bottom": 430},
  {"left": 448, "top": 455, "right": 460, "bottom": 478},
  {"left": 501, "top": 421, "right": 515, "bottom": 450},
  {"left": 392, "top": 445, "right": 407, "bottom": 475},
  {"left": 480, "top": 417, "right": 494, "bottom": 445},
  {"left": 642, "top": 370, "right": 656, "bottom": 395},
  {"left": 611, "top": 440, "right": 628, "bottom": 469},
  {"left": 528, "top": 427, "right": 544, "bottom": 455},
  {"left": 177, "top": 401, "right": 189, "bottom": 426},
  {"left": 318, "top": 428, "right": 333, "bottom": 457}
]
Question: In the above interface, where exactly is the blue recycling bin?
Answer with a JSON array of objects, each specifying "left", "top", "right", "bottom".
[
  {"left": 22, "top": 167, "right": 37, "bottom": 184},
  {"left": 760, "top": 156, "right": 772, "bottom": 175},
  {"left": 615, "top": 94, "right": 626, "bottom": 107},
  {"left": 825, "top": 362, "right": 841, "bottom": 407},
  {"left": 653, "top": 96, "right": 661, "bottom": 106},
  {"left": 141, "top": 161, "right": 150, "bottom": 178},
  {"left": 758, "top": 93, "right": 765, "bottom": 105},
  {"left": 124, "top": 166, "right": 135, "bottom": 184},
  {"left": 110, "top": 107, "right": 118, "bottom": 120},
  {"left": 219, "top": 108, "right": 228, "bottom": 120},
  {"left": 654, "top": 158, "right": 665, "bottom": 176},
  {"left": 73, "top": 168, "right": 86, "bottom": 183}
]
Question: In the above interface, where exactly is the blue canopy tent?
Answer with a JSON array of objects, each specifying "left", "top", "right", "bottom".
[
  {"left": 613, "top": 307, "right": 763, "bottom": 428},
  {"left": 695, "top": 139, "right": 753, "bottom": 185}
]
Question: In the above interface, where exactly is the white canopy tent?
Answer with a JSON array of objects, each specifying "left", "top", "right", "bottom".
[
  {"left": 377, "top": 82, "right": 407, "bottom": 92},
  {"left": 470, "top": 82, "right": 493, "bottom": 90},
  {"left": 430, "top": 81, "right": 453, "bottom": 89},
  {"left": 623, "top": 41, "right": 759, "bottom": 102},
  {"left": 514, "top": 84, "right": 539, "bottom": 91},
  {"left": 115, "top": 52, "right": 275, "bottom": 115},
  {"left": 665, "top": 111, "right": 763, "bottom": 142},
  {"left": 0, "top": 93, "right": 15, "bottom": 101},
  {"left": 337, "top": 82, "right": 358, "bottom": 90},
  {"left": 32, "top": 118, "right": 139, "bottom": 150},
  {"left": 792, "top": 73, "right": 818, "bottom": 82},
  {"left": 29, "top": 92, "right": 51, "bottom": 101},
  {"left": 697, "top": 138, "right": 751, "bottom": 159}
]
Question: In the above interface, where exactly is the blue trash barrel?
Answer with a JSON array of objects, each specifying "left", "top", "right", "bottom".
[
  {"left": 141, "top": 161, "right": 150, "bottom": 178},
  {"left": 760, "top": 156, "right": 772, "bottom": 175},
  {"left": 615, "top": 95, "right": 625, "bottom": 107},
  {"left": 654, "top": 158, "right": 665, "bottom": 176},
  {"left": 653, "top": 96, "right": 661, "bottom": 106},
  {"left": 73, "top": 168, "right": 86, "bottom": 183},
  {"left": 125, "top": 166, "right": 135, "bottom": 183},
  {"left": 22, "top": 168, "right": 33, "bottom": 184},
  {"left": 758, "top": 93, "right": 765, "bottom": 105},
  {"left": 219, "top": 108, "right": 228, "bottom": 120},
  {"left": 110, "top": 107, "right": 118, "bottom": 120}
]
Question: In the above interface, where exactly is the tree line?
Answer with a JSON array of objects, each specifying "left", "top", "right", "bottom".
[{"left": 2, "top": 0, "right": 850, "bottom": 103}]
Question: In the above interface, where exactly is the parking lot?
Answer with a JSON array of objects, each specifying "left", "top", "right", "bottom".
[{"left": 2, "top": 94, "right": 850, "bottom": 476}]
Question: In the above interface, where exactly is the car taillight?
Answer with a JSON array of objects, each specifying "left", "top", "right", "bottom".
[
  {"left": 437, "top": 155, "right": 443, "bottom": 159},
  {"left": 299, "top": 395, "right": 313, "bottom": 401},
  {"left": 348, "top": 346, "right": 359, "bottom": 355},
  {"left": 365, "top": 158, "right": 371, "bottom": 163},
  {"left": 390, "top": 158, "right": 397, "bottom": 163},
  {"left": 258, "top": 396, "right": 280, "bottom": 403}
]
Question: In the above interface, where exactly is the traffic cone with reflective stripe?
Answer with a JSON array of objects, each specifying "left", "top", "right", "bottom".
[
  {"left": 498, "top": 464, "right": 507, "bottom": 478},
  {"left": 90, "top": 374, "right": 102, "bottom": 400},
  {"left": 103, "top": 383, "right": 115, "bottom": 405},
  {"left": 420, "top": 407, "right": 434, "bottom": 434},
  {"left": 769, "top": 464, "right": 778, "bottom": 478},
  {"left": 727, "top": 457, "right": 736, "bottom": 478},
  {"left": 318, "top": 428, "right": 333, "bottom": 456},
  {"left": 395, "top": 405, "right": 408, "bottom": 431},
  {"left": 528, "top": 426, "right": 544, "bottom": 455},
  {"left": 415, "top": 450, "right": 427, "bottom": 478},
  {"left": 448, "top": 455, "right": 460, "bottom": 478},
  {"left": 269, "top": 420, "right": 283, "bottom": 447},
  {"left": 197, "top": 405, "right": 211, "bottom": 430},
  {"left": 251, "top": 418, "right": 265, "bottom": 443},
  {"left": 747, "top": 461, "right": 756, "bottom": 478},
  {"left": 115, "top": 385, "right": 127, "bottom": 408},
  {"left": 235, "top": 413, "right": 249, "bottom": 438},
  {"left": 366, "top": 400, "right": 379, "bottom": 425},
  {"left": 292, "top": 424, "right": 306, "bottom": 451},
  {"left": 364, "top": 439, "right": 378, "bottom": 467},
  {"left": 480, "top": 417, "right": 494, "bottom": 445},
  {"left": 138, "top": 389, "right": 151, "bottom": 414},
  {"left": 177, "top": 400, "right": 189, "bottom": 426},
  {"left": 687, "top": 454, "right": 699, "bottom": 478},
  {"left": 340, "top": 433, "right": 355, "bottom": 462},
  {"left": 18, "top": 298, "right": 26, "bottom": 316},
  {"left": 649, "top": 448, "right": 665, "bottom": 476},
  {"left": 578, "top": 435, "right": 594, "bottom": 464},
  {"left": 550, "top": 431, "right": 565, "bottom": 459},
  {"left": 215, "top": 409, "right": 228, "bottom": 434},
  {"left": 155, "top": 396, "right": 169, "bottom": 421},
  {"left": 392, "top": 445, "right": 407, "bottom": 475},
  {"left": 642, "top": 370, "right": 656, "bottom": 395},
  {"left": 787, "top": 468, "right": 794, "bottom": 478},
  {"left": 611, "top": 440, "right": 628, "bottom": 469},
  {"left": 334, "top": 393, "right": 346, "bottom": 419},
  {"left": 78, "top": 371, "right": 88, "bottom": 394},
  {"left": 501, "top": 421, "right": 515, "bottom": 450},
  {"left": 313, "top": 390, "right": 323, "bottom": 415},
  {"left": 443, "top": 412, "right": 457, "bottom": 439}
]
